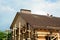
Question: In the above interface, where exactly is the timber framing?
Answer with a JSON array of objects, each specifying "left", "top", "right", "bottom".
[{"left": 10, "top": 9, "right": 60, "bottom": 40}]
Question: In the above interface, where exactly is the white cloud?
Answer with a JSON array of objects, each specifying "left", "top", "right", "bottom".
[
  {"left": 1, "top": 6, "right": 16, "bottom": 12},
  {"left": 30, "top": 0, "right": 60, "bottom": 16},
  {"left": 32, "top": 0, "right": 45, "bottom": 2},
  {"left": 0, "top": 0, "right": 60, "bottom": 16}
]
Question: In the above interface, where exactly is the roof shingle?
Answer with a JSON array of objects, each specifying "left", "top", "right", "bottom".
[{"left": 18, "top": 12, "right": 60, "bottom": 30}]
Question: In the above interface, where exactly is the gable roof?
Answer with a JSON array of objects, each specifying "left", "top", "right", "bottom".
[
  {"left": 18, "top": 12, "right": 60, "bottom": 30},
  {"left": 10, "top": 11, "right": 60, "bottom": 30}
]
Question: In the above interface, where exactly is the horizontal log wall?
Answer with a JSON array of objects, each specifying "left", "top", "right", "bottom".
[{"left": 35, "top": 30, "right": 60, "bottom": 40}]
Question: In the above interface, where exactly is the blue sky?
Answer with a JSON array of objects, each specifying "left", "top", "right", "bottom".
[{"left": 0, "top": 0, "right": 60, "bottom": 31}]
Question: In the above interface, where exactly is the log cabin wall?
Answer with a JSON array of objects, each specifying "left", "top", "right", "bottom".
[
  {"left": 35, "top": 29, "right": 60, "bottom": 40},
  {"left": 10, "top": 15, "right": 60, "bottom": 40},
  {"left": 11, "top": 15, "right": 35, "bottom": 40},
  {"left": 11, "top": 15, "right": 27, "bottom": 40},
  {"left": 10, "top": 9, "right": 60, "bottom": 40}
]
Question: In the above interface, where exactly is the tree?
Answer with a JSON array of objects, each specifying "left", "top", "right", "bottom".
[
  {"left": 0, "top": 31, "right": 7, "bottom": 40},
  {"left": 5, "top": 30, "right": 11, "bottom": 40},
  {"left": 0, "top": 30, "right": 11, "bottom": 40},
  {"left": 7, "top": 32, "right": 11, "bottom": 40}
]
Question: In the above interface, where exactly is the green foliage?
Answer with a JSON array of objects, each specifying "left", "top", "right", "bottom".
[
  {"left": 0, "top": 30, "right": 11, "bottom": 40},
  {"left": 0, "top": 31, "right": 6, "bottom": 39},
  {"left": 7, "top": 32, "right": 11, "bottom": 40}
]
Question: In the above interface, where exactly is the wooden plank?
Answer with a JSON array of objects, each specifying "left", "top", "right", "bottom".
[
  {"left": 38, "top": 36, "right": 45, "bottom": 38},
  {"left": 37, "top": 38, "right": 45, "bottom": 40}
]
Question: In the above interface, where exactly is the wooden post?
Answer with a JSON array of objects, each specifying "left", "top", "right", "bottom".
[
  {"left": 57, "top": 33, "right": 59, "bottom": 40},
  {"left": 29, "top": 25, "right": 30, "bottom": 38},
  {"left": 15, "top": 24, "right": 17, "bottom": 40},
  {"left": 33, "top": 29, "right": 35, "bottom": 40},
  {"left": 27, "top": 24, "right": 31, "bottom": 40},
  {"left": 12, "top": 28, "right": 14, "bottom": 40},
  {"left": 19, "top": 22, "right": 21, "bottom": 40}
]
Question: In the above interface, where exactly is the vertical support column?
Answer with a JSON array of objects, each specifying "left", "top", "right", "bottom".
[
  {"left": 29, "top": 25, "right": 30, "bottom": 40},
  {"left": 19, "top": 22, "right": 21, "bottom": 40},
  {"left": 12, "top": 28, "right": 14, "bottom": 40},
  {"left": 58, "top": 31, "right": 60, "bottom": 40},
  {"left": 33, "top": 29, "right": 35, "bottom": 40},
  {"left": 28, "top": 24, "right": 31, "bottom": 40},
  {"left": 23, "top": 34, "right": 25, "bottom": 40},
  {"left": 15, "top": 24, "right": 17, "bottom": 40},
  {"left": 57, "top": 33, "right": 59, "bottom": 40},
  {"left": 35, "top": 31, "right": 37, "bottom": 40}
]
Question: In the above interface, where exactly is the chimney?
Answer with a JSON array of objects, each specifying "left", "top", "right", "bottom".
[{"left": 20, "top": 9, "right": 31, "bottom": 14}]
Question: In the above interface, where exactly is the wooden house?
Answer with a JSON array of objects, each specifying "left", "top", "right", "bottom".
[{"left": 10, "top": 9, "right": 60, "bottom": 40}]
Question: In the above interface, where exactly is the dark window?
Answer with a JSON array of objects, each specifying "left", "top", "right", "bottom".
[{"left": 27, "top": 23, "right": 29, "bottom": 30}]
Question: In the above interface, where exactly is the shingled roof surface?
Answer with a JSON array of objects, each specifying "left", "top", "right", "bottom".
[{"left": 17, "top": 12, "right": 60, "bottom": 29}]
